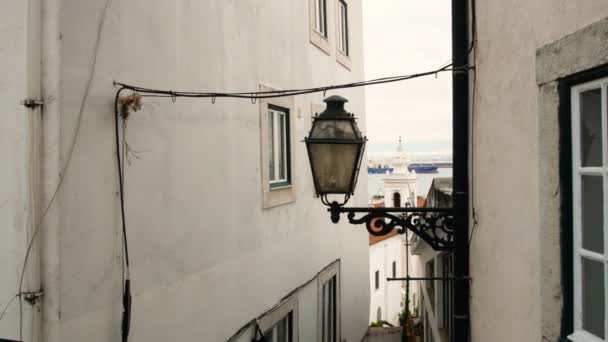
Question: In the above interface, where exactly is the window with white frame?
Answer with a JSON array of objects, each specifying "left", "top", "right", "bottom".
[
  {"left": 268, "top": 105, "right": 291, "bottom": 189},
  {"left": 263, "top": 312, "right": 294, "bottom": 342},
  {"left": 318, "top": 261, "right": 340, "bottom": 342},
  {"left": 321, "top": 275, "right": 337, "bottom": 342},
  {"left": 313, "top": 0, "right": 328, "bottom": 38},
  {"left": 258, "top": 296, "right": 298, "bottom": 342},
  {"left": 337, "top": 0, "right": 349, "bottom": 56},
  {"left": 570, "top": 77, "right": 608, "bottom": 341}
]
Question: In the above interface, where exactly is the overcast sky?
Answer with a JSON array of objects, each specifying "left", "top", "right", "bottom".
[{"left": 362, "top": 0, "right": 452, "bottom": 153}]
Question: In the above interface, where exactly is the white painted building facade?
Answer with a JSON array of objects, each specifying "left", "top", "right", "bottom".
[
  {"left": 369, "top": 234, "right": 404, "bottom": 327},
  {"left": 368, "top": 139, "right": 418, "bottom": 327},
  {"left": 0, "top": 1, "right": 370, "bottom": 342}
]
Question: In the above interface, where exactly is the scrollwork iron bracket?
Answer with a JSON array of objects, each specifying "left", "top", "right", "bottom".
[{"left": 326, "top": 202, "right": 455, "bottom": 251}]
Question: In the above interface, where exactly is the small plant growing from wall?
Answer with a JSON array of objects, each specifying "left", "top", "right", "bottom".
[{"left": 118, "top": 93, "right": 142, "bottom": 119}]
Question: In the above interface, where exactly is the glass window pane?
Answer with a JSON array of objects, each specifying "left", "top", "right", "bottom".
[
  {"left": 309, "top": 143, "right": 359, "bottom": 193},
  {"left": 279, "top": 114, "right": 286, "bottom": 180},
  {"left": 268, "top": 111, "right": 275, "bottom": 181},
  {"left": 277, "top": 316, "right": 287, "bottom": 342},
  {"left": 580, "top": 88, "right": 602, "bottom": 166},
  {"left": 322, "top": 283, "right": 327, "bottom": 342},
  {"left": 341, "top": 5, "right": 346, "bottom": 52},
  {"left": 582, "top": 257, "right": 605, "bottom": 338},
  {"left": 581, "top": 175, "right": 604, "bottom": 253},
  {"left": 314, "top": 0, "right": 319, "bottom": 31},
  {"left": 319, "top": 0, "right": 326, "bottom": 36},
  {"left": 264, "top": 326, "right": 274, "bottom": 341}
]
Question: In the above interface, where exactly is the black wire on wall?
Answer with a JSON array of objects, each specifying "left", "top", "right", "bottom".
[{"left": 113, "top": 65, "right": 471, "bottom": 102}]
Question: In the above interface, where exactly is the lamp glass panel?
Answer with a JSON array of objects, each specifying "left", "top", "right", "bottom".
[
  {"left": 310, "top": 119, "right": 357, "bottom": 140},
  {"left": 309, "top": 143, "right": 359, "bottom": 193}
]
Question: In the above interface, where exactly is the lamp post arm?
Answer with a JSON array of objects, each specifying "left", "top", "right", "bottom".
[{"left": 326, "top": 205, "right": 455, "bottom": 251}]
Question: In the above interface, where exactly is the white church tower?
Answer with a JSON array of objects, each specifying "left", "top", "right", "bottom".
[{"left": 383, "top": 137, "right": 417, "bottom": 208}]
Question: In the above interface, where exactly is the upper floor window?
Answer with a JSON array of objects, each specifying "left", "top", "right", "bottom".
[
  {"left": 313, "top": 0, "right": 328, "bottom": 38},
  {"left": 570, "top": 77, "right": 608, "bottom": 341},
  {"left": 337, "top": 0, "right": 349, "bottom": 56},
  {"left": 259, "top": 86, "right": 296, "bottom": 209},
  {"left": 309, "top": 0, "right": 331, "bottom": 54},
  {"left": 268, "top": 105, "right": 291, "bottom": 189}
]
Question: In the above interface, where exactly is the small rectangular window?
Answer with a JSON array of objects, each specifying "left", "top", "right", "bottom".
[
  {"left": 337, "top": 0, "right": 349, "bottom": 56},
  {"left": 392, "top": 261, "right": 396, "bottom": 278},
  {"left": 313, "top": 0, "right": 327, "bottom": 37},
  {"left": 375, "top": 270, "right": 380, "bottom": 290},
  {"left": 268, "top": 105, "right": 291, "bottom": 189}
]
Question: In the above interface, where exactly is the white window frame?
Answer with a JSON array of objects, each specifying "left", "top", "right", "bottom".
[
  {"left": 258, "top": 296, "right": 299, "bottom": 342},
  {"left": 309, "top": 0, "right": 331, "bottom": 55},
  {"left": 336, "top": 0, "right": 348, "bottom": 55},
  {"left": 570, "top": 77, "right": 608, "bottom": 342},
  {"left": 268, "top": 106, "right": 290, "bottom": 188},
  {"left": 318, "top": 261, "right": 341, "bottom": 342},
  {"left": 259, "top": 84, "right": 296, "bottom": 209},
  {"left": 334, "top": 0, "right": 351, "bottom": 70},
  {"left": 313, "top": 0, "right": 327, "bottom": 37}
]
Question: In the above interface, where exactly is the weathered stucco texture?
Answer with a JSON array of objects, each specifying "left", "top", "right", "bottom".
[
  {"left": 471, "top": 1, "right": 608, "bottom": 341},
  {"left": 536, "top": 17, "right": 608, "bottom": 341}
]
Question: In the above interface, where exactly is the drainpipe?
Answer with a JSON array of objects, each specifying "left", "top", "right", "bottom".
[
  {"left": 18, "top": 0, "right": 44, "bottom": 341},
  {"left": 451, "top": 0, "right": 470, "bottom": 341},
  {"left": 40, "top": 0, "right": 62, "bottom": 340}
]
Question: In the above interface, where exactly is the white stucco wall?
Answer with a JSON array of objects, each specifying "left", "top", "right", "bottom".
[
  {"left": 369, "top": 235, "right": 403, "bottom": 326},
  {"left": 1, "top": 0, "right": 370, "bottom": 341},
  {"left": 470, "top": 2, "right": 608, "bottom": 341},
  {"left": 0, "top": 1, "right": 41, "bottom": 341}
]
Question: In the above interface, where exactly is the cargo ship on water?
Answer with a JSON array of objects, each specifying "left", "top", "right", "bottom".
[
  {"left": 367, "top": 164, "right": 440, "bottom": 174},
  {"left": 407, "top": 163, "right": 440, "bottom": 173}
]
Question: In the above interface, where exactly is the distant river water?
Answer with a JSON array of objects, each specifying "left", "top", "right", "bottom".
[{"left": 366, "top": 168, "right": 453, "bottom": 203}]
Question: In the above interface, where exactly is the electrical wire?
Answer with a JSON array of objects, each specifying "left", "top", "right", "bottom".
[
  {"left": 114, "top": 65, "right": 471, "bottom": 102},
  {"left": 114, "top": 87, "right": 132, "bottom": 342},
  {"left": 0, "top": 295, "right": 19, "bottom": 322}
]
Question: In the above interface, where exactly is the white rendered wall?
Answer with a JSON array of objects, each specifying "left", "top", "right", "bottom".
[
  {"left": 0, "top": 1, "right": 41, "bottom": 341},
  {"left": 471, "top": 2, "right": 608, "bottom": 341},
  {"left": 369, "top": 235, "right": 403, "bottom": 326},
  {"left": 0, "top": 1, "right": 370, "bottom": 341}
]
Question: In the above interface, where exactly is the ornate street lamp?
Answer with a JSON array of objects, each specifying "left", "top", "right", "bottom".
[
  {"left": 304, "top": 96, "right": 454, "bottom": 250},
  {"left": 305, "top": 95, "right": 366, "bottom": 202}
]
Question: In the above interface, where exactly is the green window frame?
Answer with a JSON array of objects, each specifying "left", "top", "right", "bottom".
[{"left": 268, "top": 104, "right": 291, "bottom": 189}]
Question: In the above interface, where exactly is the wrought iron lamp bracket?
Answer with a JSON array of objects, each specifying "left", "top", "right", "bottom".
[{"left": 325, "top": 202, "right": 455, "bottom": 251}]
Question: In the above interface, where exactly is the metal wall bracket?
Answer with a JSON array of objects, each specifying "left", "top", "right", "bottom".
[
  {"left": 326, "top": 204, "right": 455, "bottom": 251},
  {"left": 21, "top": 99, "right": 44, "bottom": 108},
  {"left": 21, "top": 290, "right": 44, "bottom": 306}
]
